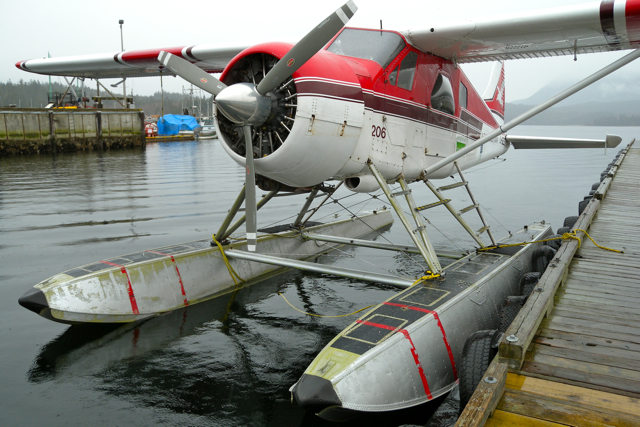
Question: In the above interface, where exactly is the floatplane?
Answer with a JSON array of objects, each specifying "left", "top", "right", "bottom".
[{"left": 16, "top": 0, "right": 638, "bottom": 420}]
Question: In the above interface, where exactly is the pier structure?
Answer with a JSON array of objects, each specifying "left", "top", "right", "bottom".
[
  {"left": 0, "top": 108, "right": 145, "bottom": 155},
  {"left": 457, "top": 140, "right": 640, "bottom": 426}
]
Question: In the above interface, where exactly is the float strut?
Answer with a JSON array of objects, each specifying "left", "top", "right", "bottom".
[
  {"left": 293, "top": 188, "right": 319, "bottom": 227},
  {"left": 368, "top": 162, "right": 442, "bottom": 274},
  {"left": 215, "top": 186, "right": 246, "bottom": 240},
  {"left": 219, "top": 190, "right": 278, "bottom": 241}
]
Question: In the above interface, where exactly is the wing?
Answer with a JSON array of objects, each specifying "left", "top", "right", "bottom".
[
  {"left": 15, "top": 44, "right": 249, "bottom": 78},
  {"left": 402, "top": 0, "right": 640, "bottom": 63}
]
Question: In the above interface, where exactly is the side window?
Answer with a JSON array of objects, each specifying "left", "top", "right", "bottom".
[
  {"left": 397, "top": 51, "right": 418, "bottom": 90},
  {"left": 459, "top": 82, "right": 468, "bottom": 109},
  {"left": 431, "top": 74, "right": 455, "bottom": 115},
  {"left": 389, "top": 67, "right": 398, "bottom": 86}
]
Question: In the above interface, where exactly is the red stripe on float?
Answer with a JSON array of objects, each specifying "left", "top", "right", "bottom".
[
  {"left": 146, "top": 250, "right": 189, "bottom": 306},
  {"left": 384, "top": 302, "right": 458, "bottom": 379},
  {"left": 356, "top": 319, "right": 432, "bottom": 398},
  {"left": 100, "top": 261, "right": 139, "bottom": 314}
]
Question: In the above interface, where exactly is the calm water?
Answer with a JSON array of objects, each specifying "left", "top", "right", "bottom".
[{"left": 1, "top": 126, "right": 636, "bottom": 426}]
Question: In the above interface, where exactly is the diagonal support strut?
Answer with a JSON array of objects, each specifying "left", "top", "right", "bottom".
[{"left": 368, "top": 162, "right": 442, "bottom": 274}]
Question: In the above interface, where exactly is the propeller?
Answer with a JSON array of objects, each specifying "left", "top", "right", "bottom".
[{"left": 158, "top": 1, "right": 357, "bottom": 252}]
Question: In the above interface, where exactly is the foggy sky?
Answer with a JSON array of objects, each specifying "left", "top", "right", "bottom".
[{"left": 2, "top": 0, "right": 639, "bottom": 102}]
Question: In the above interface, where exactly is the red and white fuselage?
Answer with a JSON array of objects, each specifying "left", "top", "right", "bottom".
[{"left": 216, "top": 32, "right": 507, "bottom": 190}]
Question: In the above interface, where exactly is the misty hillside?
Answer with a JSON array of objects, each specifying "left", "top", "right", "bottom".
[
  {"left": 511, "top": 73, "right": 640, "bottom": 107},
  {"left": 506, "top": 72, "right": 640, "bottom": 125},
  {"left": 505, "top": 100, "right": 640, "bottom": 126}
]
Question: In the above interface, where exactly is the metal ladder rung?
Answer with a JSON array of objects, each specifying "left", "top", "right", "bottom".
[
  {"left": 459, "top": 204, "right": 479, "bottom": 215},
  {"left": 390, "top": 190, "right": 412, "bottom": 198},
  {"left": 437, "top": 181, "right": 467, "bottom": 191},
  {"left": 415, "top": 199, "right": 451, "bottom": 211},
  {"left": 476, "top": 225, "right": 490, "bottom": 235}
]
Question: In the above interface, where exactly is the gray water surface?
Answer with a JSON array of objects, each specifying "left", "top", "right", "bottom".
[{"left": 1, "top": 126, "right": 635, "bottom": 426}]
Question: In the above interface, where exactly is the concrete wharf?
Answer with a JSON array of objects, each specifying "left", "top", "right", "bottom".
[
  {"left": 457, "top": 141, "right": 640, "bottom": 426},
  {"left": 0, "top": 108, "right": 146, "bottom": 155}
]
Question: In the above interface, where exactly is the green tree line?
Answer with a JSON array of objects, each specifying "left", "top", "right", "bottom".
[{"left": 0, "top": 79, "right": 210, "bottom": 116}]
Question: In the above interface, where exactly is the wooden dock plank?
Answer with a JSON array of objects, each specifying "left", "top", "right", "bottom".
[
  {"left": 505, "top": 373, "right": 640, "bottom": 417},
  {"left": 554, "top": 292, "right": 640, "bottom": 311},
  {"left": 564, "top": 278, "right": 640, "bottom": 294},
  {"left": 563, "top": 270, "right": 640, "bottom": 286},
  {"left": 554, "top": 299, "right": 640, "bottom": 319},
  {"left": 569, "top": 263, "right": 640, "bottom": 280},
  {"left": 532, "top": 337, "right": 640, "bottom": 370},
  {"left": 562, "top": 285, "right": 640, "bottom": 303},
  {"left": 499, "top": 390, "right": 640, "bottom": 427},
  {"left": 541, "top": 318, "right": 640, "bottom": 344},
  {"left": 560, "top": 287, "right": 640, "bottom": 304},
  {"left": 484, "top": 410, "right": 566, "bottom": 427},
  {"left": 537, "top": 328, "right": 640, "bottom": 353},
  {"left": 523, "top": 353, "right": 640, "bottom": 395},
  {"left": 544, "top": 315, "right": 640, "bottom": 338},
  {"left": 551, "top": 308, "right": 640, "bottom": 328}
]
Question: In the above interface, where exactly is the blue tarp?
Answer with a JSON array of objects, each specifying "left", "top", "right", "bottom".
[{"left": 157, "top": 114, "right": 201, "bottom": 136}]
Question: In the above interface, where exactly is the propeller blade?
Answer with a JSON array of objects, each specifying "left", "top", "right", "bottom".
[
  {"left": 158, "top": 51, "right": 227, "bottom": 97},
  {"left": 255, "top": 1, "right": 357, "bottom": 95},
  {"left": 243, "top": 125, "right": 258, "bottom": 252}
]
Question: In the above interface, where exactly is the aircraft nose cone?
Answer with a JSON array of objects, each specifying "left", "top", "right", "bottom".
[
  {"left": 18, "top": 287, "right": 49, "bottom": 315},
  {"left": 291, "top": 374, "right": 342, "bottom": 410},
  {"left": 216, "top": 83, "right": 272, "bottom": 126}
]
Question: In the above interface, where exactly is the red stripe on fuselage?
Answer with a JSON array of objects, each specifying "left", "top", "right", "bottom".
[
  {"left": 600, "top": 0, "right": 618, "bottom": 45},
  {"left": 383, "top": 302, "right": 458, "bottom": 379},
  {"left": 296, "top": 80, "right": 364, "bottom": 102},
  {"left": 100, "top": 260, "right": 139, "bottom": 314},
  {"left": 146, "top": 250, "right": 189, "bottom": 306},
  {"left": 356, "top": 319, "right": 432, "bottom": 399},
  {"left": 627, "top": 0, "right": 640, "bottom": 42}
]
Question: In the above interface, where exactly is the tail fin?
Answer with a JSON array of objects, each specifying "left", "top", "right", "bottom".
[{"left": 482, "top": 61, "right": 505, "bottom": 121}]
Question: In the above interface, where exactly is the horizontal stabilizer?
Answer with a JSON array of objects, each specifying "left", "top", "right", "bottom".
[{"left": 505, "top": 134, "right": 622, "bottom": 149}]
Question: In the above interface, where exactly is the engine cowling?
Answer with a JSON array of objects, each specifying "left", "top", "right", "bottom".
[{"left": 215, "top": 43, "right": 365, "bottom": 188}]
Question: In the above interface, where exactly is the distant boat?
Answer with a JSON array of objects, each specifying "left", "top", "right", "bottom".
[
  {"left": 157, "top": 114, "right": 202, "bottom": 136},
  {"left": 197, "top": 117, "right": 217, "bottom": 139}
]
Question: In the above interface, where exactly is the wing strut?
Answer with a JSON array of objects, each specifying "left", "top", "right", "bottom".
[{"left": 424, "top": 47, "right": 640, "bottom": 177}]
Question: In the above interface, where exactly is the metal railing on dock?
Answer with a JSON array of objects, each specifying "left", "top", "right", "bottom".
[{"left": 457, "top": 139, "right": 640, "bottom": 426}]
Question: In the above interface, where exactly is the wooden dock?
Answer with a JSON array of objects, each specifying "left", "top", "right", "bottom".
[{"left": 457, "top": 141, "right": 640, "bottom": 426}]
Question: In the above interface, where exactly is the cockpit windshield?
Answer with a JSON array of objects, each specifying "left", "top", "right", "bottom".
[{"left": 327, "top": 29, "right": 406, "bottom": 69}]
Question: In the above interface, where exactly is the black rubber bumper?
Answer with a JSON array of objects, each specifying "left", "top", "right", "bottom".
[
  {"left": 291, "top": 374, "right": 342, "bottom": 409},
  {"left": 18, "top": 287, "right": 49, "bottom": 315}
]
